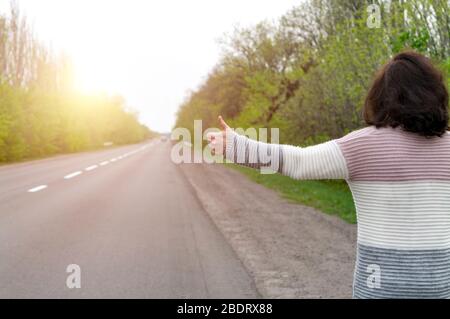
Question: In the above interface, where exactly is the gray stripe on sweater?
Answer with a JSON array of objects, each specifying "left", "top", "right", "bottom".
[
  {"left": 354, "top": 244, "right": 450, "bottom": 299},
  {"left": 229, "top": 135, "right": 280, "bottom": 170},
  {"left": 233, "top": 135, "right": 237, "bottom": 164},
  {"left": 278, "top": 145, "right": 284, "bottom": 174},
  {"left": 244, "top": 138, "right": 249, "bottom": 164}
]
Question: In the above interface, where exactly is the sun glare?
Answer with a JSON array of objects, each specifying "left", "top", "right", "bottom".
[
  {"left": 74, "top": 58, "right": 119, "bottom": 94},
  {"left": 8, "top": 0, "right": 301, "bottom": 132}
]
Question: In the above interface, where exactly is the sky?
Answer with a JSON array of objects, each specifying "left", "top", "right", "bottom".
[{"left": 1, "top": 0, "right": 301, "bottom": 132}]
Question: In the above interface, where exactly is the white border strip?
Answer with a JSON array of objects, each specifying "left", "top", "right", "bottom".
[
  {"left": 64, "top": 171, "right": 82, "bottom": 179},
  {"left": 28, "top": 185, "right": 48, "bottom": 193}
]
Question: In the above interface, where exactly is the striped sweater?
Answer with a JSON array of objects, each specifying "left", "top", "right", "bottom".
[{"left": 225, "top": 126, "right": 450, "bottom": 299}]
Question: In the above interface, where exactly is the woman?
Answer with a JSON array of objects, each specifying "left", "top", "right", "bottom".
[{"left": 208, "top": 51, "right": 450, "bottom": 299}]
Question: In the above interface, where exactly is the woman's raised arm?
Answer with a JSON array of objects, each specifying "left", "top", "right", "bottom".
[{"left": 208, "top": 116, "right": 349, "bottom": 180}]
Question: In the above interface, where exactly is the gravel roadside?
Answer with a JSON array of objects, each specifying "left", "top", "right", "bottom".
[{"left": 180, "top": 162, "right": 357, "bottom": 298}]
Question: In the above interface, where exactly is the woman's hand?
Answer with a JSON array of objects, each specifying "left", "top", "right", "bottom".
[{"left": 207, "top": 116, "right": 230, "bottom": 156}]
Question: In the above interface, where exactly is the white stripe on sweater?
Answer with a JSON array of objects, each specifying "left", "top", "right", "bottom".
[
  {"left": 225, "top": 130, "right": 348, "bottom": 180},
  {"left": 349, "top": 181, "right": 450, "bottom": 250}
]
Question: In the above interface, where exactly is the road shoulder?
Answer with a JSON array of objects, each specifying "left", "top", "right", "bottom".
[{"left": 180, "top": 162, "right": 356, "bottom": 298}]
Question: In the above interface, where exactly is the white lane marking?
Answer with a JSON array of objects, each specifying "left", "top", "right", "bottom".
[
  {"left": 27, "top": 145, "right": 153, "bottom": 194},
  {"left": 28, "top": 185, "right": 48, "bottom": 193},
  {"left": 64, "top": 171, "right": 82, "bottom": 179},
  {"left": 85, "top": 165, "right": 98, "bottom": 171}
]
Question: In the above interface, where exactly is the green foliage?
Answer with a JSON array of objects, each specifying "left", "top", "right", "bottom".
[
  {"left": 0, "top": 3, "right": 153, "bottom": 163},
  {"left": 442, "top": 58, "right": 450, "bottom": 88},
  {"left": 174, "top": 0, "right": 449, "bottom": 221},
  {"left": 392, "top": 28, "right": 430, "bottom": 54},
  {"left": 0, "top": 83, "right": 153, "bottom": 162},
  {"left": 175, "top": 0, "right": 449, "bottom": 145}
]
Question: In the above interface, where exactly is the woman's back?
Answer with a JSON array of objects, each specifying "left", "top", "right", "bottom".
[
  {"left": 337, "top": 126, "right": 450, "bottom": 298},
  {"left": 211, "top": 51, "right": 450, "bottom": 298}
]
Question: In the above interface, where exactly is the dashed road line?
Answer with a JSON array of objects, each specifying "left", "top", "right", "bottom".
[
  {"left": 25, "top": 144, "right": 155, "bottom": 193},
  {"left": 64, "top": 171, "right": 82, "bottom": 179},
  {"left": 28, "top": 185, "right": 48, "bottom": 193},
  {"left": 85, "top": 165, "right": 98, "bottom": 171}
]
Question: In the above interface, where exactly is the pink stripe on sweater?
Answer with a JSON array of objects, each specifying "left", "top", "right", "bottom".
[{"left": 336, "top": 126, "right": 450, "bottom": 181}]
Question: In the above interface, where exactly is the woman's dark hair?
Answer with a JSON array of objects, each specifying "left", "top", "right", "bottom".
[{"left": 363, "top": 51, "right": 449, "bottom": 137}]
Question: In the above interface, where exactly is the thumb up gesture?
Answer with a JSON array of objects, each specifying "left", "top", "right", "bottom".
[{"left": 207, "top": 116, "right": 231, "bottom": 156}]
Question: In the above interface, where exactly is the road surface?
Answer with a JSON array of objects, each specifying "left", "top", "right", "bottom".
[
  {"left": 182, "top": 159, "right": 356, "bottom": 298},
  {"left": 0, "top": 140, "right": 258, "bottom": 298}
]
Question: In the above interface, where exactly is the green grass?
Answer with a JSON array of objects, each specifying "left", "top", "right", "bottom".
[{"left": 228, "top": 164, "right": 357, "bottom": 224}]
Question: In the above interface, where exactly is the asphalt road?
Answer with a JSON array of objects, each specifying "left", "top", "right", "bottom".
[{"left": 0, "top": 140, "right": 258, "bottom": 298}]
